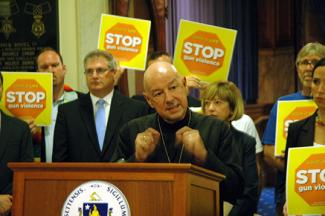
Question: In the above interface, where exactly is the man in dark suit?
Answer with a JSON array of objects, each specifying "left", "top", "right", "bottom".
[
  {"left": 52, "top": 50, "right": 148, "bottom": 162},
  {"left": 0, "top": 72, "right": 34, "bottom": 215}
]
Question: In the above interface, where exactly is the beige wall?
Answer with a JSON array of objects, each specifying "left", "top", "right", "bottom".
[
  {"left": 58, "top": 0, "right": 137, "bottom": 96},
  {"left": 58, "top": 0, "right": 109, "bottom": 93}
]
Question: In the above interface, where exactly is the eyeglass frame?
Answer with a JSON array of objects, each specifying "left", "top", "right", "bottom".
[
  {"left": 84, "top": 67, "right": 114, "bottom": 76},
  {"left": 298, "top": 59, "right": 319, "bottom": 67}
]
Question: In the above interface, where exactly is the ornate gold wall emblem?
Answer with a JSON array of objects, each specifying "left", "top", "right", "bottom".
[
  {"left": 24, "top": 2, "right": 51, "bottom": 38},
  {"left": 0, "top": 0, "right": 19, "bottom": 39}
]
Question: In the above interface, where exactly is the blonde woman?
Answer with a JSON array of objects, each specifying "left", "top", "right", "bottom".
[{"left": 201, "top": 81, "right": 258, "bottom": 216}]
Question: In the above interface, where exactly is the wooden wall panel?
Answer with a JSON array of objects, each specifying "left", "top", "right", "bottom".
[
  {"left": 304, "top": 2, "right": 325, "bottom": 44},
  {"left": 275, "top": 0, "right": 293, "bottom": 46},
  {"left": 257, "top": 0, "right": 295, "bottom": 104},
  {"left": 257, "top": 0, "right": 276, "bottom": 48},
  {"left": 258, "top": 47, "right": 295, "bottom": 104},
  {"left": 258, "top": 0, "right": 293, "bottom": 48}
]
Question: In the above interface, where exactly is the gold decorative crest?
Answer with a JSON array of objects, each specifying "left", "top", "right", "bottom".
[
  {"left": 24, "top": 2, "right": 51, "bottom": 38},
  {"left": 0, "top": 0, "right": 19, "bottom": 39}
]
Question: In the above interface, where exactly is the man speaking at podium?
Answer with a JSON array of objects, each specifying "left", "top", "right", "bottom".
[{"left": 116, "top": 62, "right": 244, "bottom": 206}]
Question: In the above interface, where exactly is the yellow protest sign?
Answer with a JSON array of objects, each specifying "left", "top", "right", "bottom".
[
  {"left": 173, "top": 19, "right": 237, "bottom": 83},
  {"left": 0, "top": 72, "right": 53, "bottom": 126},
  {"left": 275, "top": 100, "right": 317, "bottom": 156},
  {"left": 98, "top": 14, "right": 151, "bottom": 70},
  {"left": 287, "top": 146, "right": 325, "bottom": 214}
]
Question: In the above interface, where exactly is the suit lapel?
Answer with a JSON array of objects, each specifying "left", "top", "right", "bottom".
[
  {"left": 79, "top": 94, "right": 101, "bottom": 154},
  {"left": 102, "top": 91, "right": 123, "bottom": 154},
  {"left": 0, "top": 112, "right": 11, "bottom": 159}
]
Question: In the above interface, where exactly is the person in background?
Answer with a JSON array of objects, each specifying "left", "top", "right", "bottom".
[
  {"left": 231, "top": 106, "right": 264, "bottom": 196},
  {"left": 262, "top": 42, "right": 325, "bottom": 215},
  {"left": 191, "top": 80, "right": 264, "bottom": 199},
  {"left": 201, "top": 81, "right": 258, "bottom": 216},
  {"left": 0, "top": 72, "right": 34, "bottom": 215},
  {"left": 28, "top": 47, "right": 81, "bottom": 162},
  {"left": 283, "top": 58, "right": 325, "bottom": 216},
  {"left": 131, "top": 51, "right": 203, "bottom": 112},
  {"left": 53, "top": 49, "right": 148, "bottom": 162},
  {"left": 232, "top": 114, "right": 263, "bottom": 156},
  {"left": 116, "top": 62, "right": 244, "bottom": 214},
  {"left": 113, "top": 62, "right": 126, "bottom": 87}
]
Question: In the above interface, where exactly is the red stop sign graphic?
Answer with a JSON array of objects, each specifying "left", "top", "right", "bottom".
[
  {"left": 104, "top": 23, "right": 142, "bottom": 62},
  {"left": 181, "top": 31, "right": 226, "bottom": 76},
  {"left": 295, "top": 153, "right": 325, "bottom": 206},
  {"left": 5, "top": 79, "right": 46, "bottom": 120}
]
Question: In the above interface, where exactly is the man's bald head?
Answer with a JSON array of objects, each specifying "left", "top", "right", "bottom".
[{"left": 144, "top": 61, "right": 182, "bottom": 92}]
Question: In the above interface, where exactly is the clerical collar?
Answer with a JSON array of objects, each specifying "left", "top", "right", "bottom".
[
  {"left": 157, "top": 109, "right": 191, "bottom": 163},
  {"left": 157, "top": 109, "right": 191, "bottom": 131}
]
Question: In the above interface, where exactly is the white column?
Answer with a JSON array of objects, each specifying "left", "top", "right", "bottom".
[{"left": 59, "top": 0, "right": 109, "bottom": 92}]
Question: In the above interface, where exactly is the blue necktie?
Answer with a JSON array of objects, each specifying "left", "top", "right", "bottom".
[{"left": 95, "top": 99, "right": 106, "bottom": 151}]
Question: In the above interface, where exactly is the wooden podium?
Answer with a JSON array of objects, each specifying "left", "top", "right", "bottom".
[{"left": 9, "top": 163, "right": 225, "bottom": 216}]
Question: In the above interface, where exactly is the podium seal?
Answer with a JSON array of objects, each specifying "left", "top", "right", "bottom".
[{"left": 61, "top": 180, "right": 131, "bottom": 216}]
